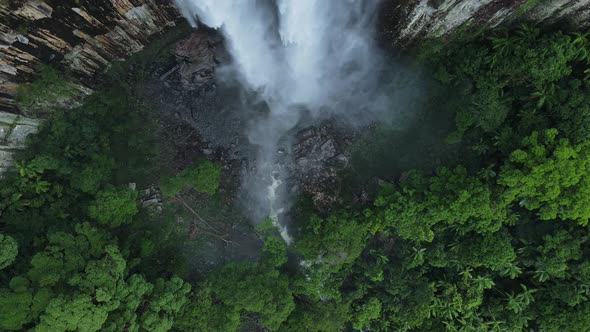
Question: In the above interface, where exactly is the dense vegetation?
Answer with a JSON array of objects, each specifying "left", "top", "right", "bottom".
[
  {"left": 15, "top": 64, "right": 79, "bottom": 116},
  {"left": 1, "top": 25, "right": 590, "bottom": 331}
]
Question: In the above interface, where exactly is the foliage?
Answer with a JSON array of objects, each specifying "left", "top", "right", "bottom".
[
  {"left": 139, "top": 276, "right": 191, "bottom": 332},
  {"left": 0, "top": 220, "right": 193, "bottom": 331},
  {"left": 425, "top": 25, "right": 590, "bottom": 154},
  {"left": 290, "top": 211, "right": 370, "bottom": 299},
  {"left": 351, "top": 297, "right": 382, "bottom": 330},
  {"left": 159, "top": 160, "right": 221, "bottom": 196},
  {"left": 35, "top": 294, "right": 110, "bottom": 332},
  {"left": 16, "top": 64, "right": 77, "bottom": 115},
  {"left": 294, "top": 211, "right": 368, "bottom": 269},
  {"left": 0, "top": 234, "right": 18, "bottom": 270},
  {"left": 499, "top": 129, "right": 590, "bottom": 224},
  {"left": 372, "top": 166, "right": 505, "bottom": 242},
  {"left": 280, "top": 299, "right": 351, "bottom": 332},
  {"left": 174, "top": 283, "right": 241, "bottom": 332},
  {"left": 210, "top": 262, "right": 295, "bottom": 331},
  {"left": 257, "top": 217, "right": 288, "bottom": 268},
  {"left": 88, "top": 186, "right": 139, "bottom": 227}
]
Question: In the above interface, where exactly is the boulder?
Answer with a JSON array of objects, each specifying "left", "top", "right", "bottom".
[
  {"left": 290, "top": 124, "right": 356, "bottom": 210},
  {"left": 0, "top": 149, "right": 15, "bottom": 169},
  {"left": 6, "top": 124, "right": 38, "bottom": 147},
  {"left": 13, "top": 1, "right": 53, "bottom": 20},
  {"left": 174, "top": 32, "right": 223, "bottom": 89}
]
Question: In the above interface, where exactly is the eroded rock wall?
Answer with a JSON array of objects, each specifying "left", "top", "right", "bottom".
[
  {"left": 382, "top": 0, "right": 590, "bottom": 45},
  {"left": 0, "top": 0, "right": 178, "bottom": 111}
]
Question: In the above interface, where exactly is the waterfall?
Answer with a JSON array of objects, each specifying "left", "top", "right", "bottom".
[{"left": 174, "top": 0, "right": 384, "bottom": 243}]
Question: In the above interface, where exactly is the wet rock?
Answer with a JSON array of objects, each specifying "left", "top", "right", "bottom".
[
  {"left": 6, "top": 124, "right": 38, "bottom": 147},
  {"left": 1, "top": 33, "right": 30, "bottom": 46},
  {"left": 0, "top": 124, "right": 9, "bottom": 140},
  {"left": 335, "top": 154, "right": 349, "bottom": 165},
  {"left": 293, "top": 127, "right": 339, "bottom": 170},
  {"left": 174, "top": 32, "right": 224, "bottom": 89},
  {"left": 320, "top": 139, "right": 336, "bottom": 158},
  {"left": 0, "top": 149, "right": 15, "bottom": 168},
  {"left": 0, "top": 112, "right": 42, "bottom": 175},
  {"left": 14, "top": 1, "right": 53, "bottom": 20},
  {"left": 160, "top": 64, "right": 180, "bottom": 81},
  {"left": 140, "top": 186, "right": 163, "bottom": 214},
  {"left": 290, "top": 124, "right": 358, "bottom": 210}
]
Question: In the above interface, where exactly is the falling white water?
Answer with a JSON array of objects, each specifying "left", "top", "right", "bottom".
[
  {"left": 174, "top": 0, "right": 385, "bottom": 243},
  {"left": 268, "top": 173, "right": 292, "bottom": 244}
]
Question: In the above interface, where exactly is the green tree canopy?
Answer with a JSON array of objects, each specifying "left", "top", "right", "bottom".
[
  {"left": 0, "top": 233, "right": 18, "bottom": 270},
  {"left": 499, "top": 129, "right": 590, "bottom": 224},
  {"left": 88, "top": 186, "right": 138, "bottom": 227},
  {"left": 374, "top": 166, "right": 506, "bottom": 242},
  {"left": 160, "top": 160, "right": 221, "bottom": 196},
  {"left": 210, "top": 262, "right": 295, "bottom": 330}
]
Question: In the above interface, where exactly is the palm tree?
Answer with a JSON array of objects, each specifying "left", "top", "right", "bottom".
[
  {"left": 433, "top": 297, "right": 461, "bottom": 320},
  {"left": 506, "top": 293, "right": 525, "bottom": 314},
  {"left": 489, "top": 30, "right": 512, "bottom": 67},
  {"left": 448, "top": 222, "right": 469, "bottom": 236},
  {"left": 532, "top": 82, "right": 556, "bottom": 108},
  {"left": 471, "top": 276, "right": 495, "bottom": 291},
  {"left": 478, "top": 164, "right": 497, "bottom": 181},
  {"left": 518, "top": 284, "right": 537, "bottom": 305},
  {"left": 501, "top": 262, "right": 522, "bottom": 279},
  {"left": 459, "top": 267, "right": 474, "bottom": 282},
  {"left": 571, "top": 31, "right": 590, "bottom": 62},
  {"left": 472, "top": 138, "right": 491, "bottom": 156},
  {"left": 571, "top": 285, "right": 588, "bottom": 305},
  {"left": 534, "top": 269, "right": 550, "bottom": 282},
  {"left": 505, "top": 284, "right": 537, "bottom": 314},
  {"left": 484, "top": 314, "right": 506, "bottom": 332},
  {"left": 410, "top": 246, "right": 426, "bottom": 266},
  {"left": 518, "top": 108, "right": 542, "bottom": 129},
  {"left": 504, "top": 212, "right": 520, "bottom": 227},
  {"left": 514, "top": 24, "right": 540, "bottom": 44}
]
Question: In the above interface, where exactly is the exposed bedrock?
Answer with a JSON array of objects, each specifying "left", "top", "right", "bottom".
[
  {"left": 380, "top": 0, "right": 590, "bottom": 46},
  {"left": 0, "top": 0, "right": 178, "bottom": 111}
]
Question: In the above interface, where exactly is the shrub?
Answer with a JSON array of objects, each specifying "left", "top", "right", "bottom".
[
  {"left": 88, "top": 186, "right": 138, "bottom": 227},
  {"left": 16, "top": 64, "right": 77, "bottom": 114},
  {"left": 160, "top": 160, "right": 221, "bottom": 196}
]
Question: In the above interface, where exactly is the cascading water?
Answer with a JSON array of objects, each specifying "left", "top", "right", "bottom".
[{"left": 174, "top": 0, "right": 386, "bottom": 243}]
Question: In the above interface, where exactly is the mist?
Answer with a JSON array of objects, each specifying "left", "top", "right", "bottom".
[{"left": 174, "top": 0, "right": 392, "bottom": 242}]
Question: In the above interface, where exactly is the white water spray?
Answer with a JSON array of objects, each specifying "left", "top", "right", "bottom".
[{"left": 175, "top": 0, "right": 386, "bottom": 242}]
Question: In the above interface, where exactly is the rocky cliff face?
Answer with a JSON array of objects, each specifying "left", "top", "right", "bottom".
[
  {"left": 0, "top": 0, "right": 178, "bottom": 111},
  {"left": 382, "top": 0, "right": 590, "bottom": 45}
]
